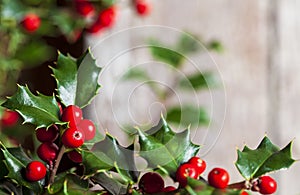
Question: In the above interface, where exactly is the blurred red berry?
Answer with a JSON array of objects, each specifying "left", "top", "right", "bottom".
[
  {"left": 135, "top": 0, "right": 151, "bottom": 16},
  {"left": 75, "top": 0, "right": 95, "bottom": 17},
  {"left": 98, "top": 6, "right": 117, "bottom": 28},
  {"left": 21, "top": 13, "right": 41, "bottom": 32},
  {"left": 86, "top": 21, "right": 104, "bottom": 34},
  {"left": 1, "top": 109, "right": 19, "bottom": 126},
  {"left": 240, "top": 191, "right": 249, "bottom": 195}
]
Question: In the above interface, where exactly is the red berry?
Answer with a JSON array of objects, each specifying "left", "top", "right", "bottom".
[
  {"left": 240, "top": 191, "right": 249, "bottom": 195},
  {"left": 138, "top": 172, "right": 164, "bottom": 193},
  {"left": 78, "top": 119, "right": 96, "bottom": 141},
  {"left": 67, "top": 150, "right": 83, "bottom": 163},
  {"left": 162, "top": 186, "right": 177, "bottom": 192},
  {"left": 1, "top": 109, "right": 19, "bottom": 126},
  {"left": 86, "top": 21, "right": 104, "bottom": 34},
  {"left": 135, "top": 0, "right": 151, "bottom": 16},
  {"left": 188, "top": 157, "right": 206, "bottom": 175},
  {"left": 98, "top": 6, "right": 117, "bottom": 28},
  {"left": 21, "top": 13, "right": 41, "bottom": 32},
  {"left": 61, "top": 105, "right": 82, "bottom": 127},
  {"left": 75, "top": 0, "right": 95, "bottom": 17},
  {"left": 62, "top": 127, "right": 85, "bottom": 148},
  {"left": 25, "top": 161, "right": 47, "bottom": 182},
  {"left": 208, "top": 167, "right": 230, "bottom": 189},
  {"left": 258, "top": 175, "right": 277, "bottom": 194},
  {"left": 176, "top": 163, "right": 199, "bottom": 187},
  {"left": 37, "top": 142, "right": 59, "bottom": 163},
  {"left": 36, "top": 125, "right": 59, "bottom": 142}
]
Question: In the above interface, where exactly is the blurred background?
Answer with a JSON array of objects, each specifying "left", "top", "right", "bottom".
[
  {"left": 1, "top": 0, "right": 300, "bottom": 194},
  {"left": 86, "top": 1, "right": 300, "bottom": 194}
]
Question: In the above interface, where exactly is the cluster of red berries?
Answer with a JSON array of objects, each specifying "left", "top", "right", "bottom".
[
  {"left": 24, "top": 104, "right": 96, "bottom": 182},
  {"left": 137, "top": 156, "right": 277, "bottom": 194},
  {"left": 20, "top": 0, "right": 151, "bottom": 35}
]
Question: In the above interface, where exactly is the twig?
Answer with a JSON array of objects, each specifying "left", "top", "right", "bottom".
[{"left": 48, "top": 145, "right": 66, "bottom": 185}]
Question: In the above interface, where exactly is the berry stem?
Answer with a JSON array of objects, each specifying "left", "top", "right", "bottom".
[
  {"left": 48, "top": 145, "right": 66, "bottom": 185},
  {"left": 228, "top": 180, "right": 249, "bottom": 190}
]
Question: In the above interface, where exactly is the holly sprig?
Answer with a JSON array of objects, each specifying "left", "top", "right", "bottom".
[{"left": 0, "top": 49, "right": 297, "bottom": 195}]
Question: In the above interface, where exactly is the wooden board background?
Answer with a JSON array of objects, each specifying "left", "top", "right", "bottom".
[{"left": 86, "top": 1, "right": 300, "bottom": 194}]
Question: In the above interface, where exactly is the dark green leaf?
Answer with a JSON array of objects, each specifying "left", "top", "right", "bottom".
[
  {"left": 51, "top": 11, "right": 85, "bottom": 36},
  {"left": 52, "top": 49, "right": 101, "bottom": 108},
  {"left": 138, "top": 117, "right": 200, "bottom": 178},
  {"left": 91, "top": 172, "right": 128, "bottom": 195},
  {"left": 235, "top": 136, "right": 295, "bottom": 180},
  {"left": 253, "top": 141, "right": 295, "bottom": 177},
  {"left": 101, "top": 0, "right": 117, "bottom": 7},
  {"left": 47, "top": 172, "right": 68, "bottom": 194},
  {"left": 0, "top": 143, "right": 43, "bottom": 193},
  {"left": 1, "top": 0, "right": 25, "bottom": 21},
  {"left": 16, "top": 40, "right": 55, "bottom": 67},
  {"left": 179, "top": 72, "right": 217, "bottom": 90},
  {"left": 7, "top": 147, "right": 31, "bottom": 165},
  {"left": 1, "top": 85, "right": 62, "bottom": 128},
  {"left": 75, "top": 49, "right": 102, "bottom": 108},
  {"left": 91, "top": 134, "right": 138, "bottom": 182},
  {"left": 176, "top": 33, "right": 201, "bottom": 54},
  {"left": 52, "top": 52, "right": 78, "bottom": 107},
  {"left": 48, "top": 173, "right": 89, "bottom": 195},
  {"left": 81, "top": 149, "right": 112, "bottom": 177},
  {"left": 122, "top": 67, "right": 150, "bottom": 81},
  {"left": 207, "top": 40, "right": 224, "bottom": 53},
  {"left": 0, "top": 180, "right": 23, "bottom": 195},
  {"left": 167, "top": 105, "right": 209, "bottom": 127},
  {"left": 149, "top": 39, "right": 184, "bottom": 68},
  {"left": 65, "top": 174, "right": 89, "bottom": 192}
]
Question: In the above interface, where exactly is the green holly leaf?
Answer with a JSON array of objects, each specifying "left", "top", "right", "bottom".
[
  {"left": 176, "top": 33, "right": 201, "bottom": 54},
  {"left": 166, "top": 105, "right": 209, "bottom": 127},
  {"left": 0, "top": 143, "right": 43, "bottom": 193},
  {"left": 179, "top": 72, "right": 217, "bottom": 90},
  {"left": 1, "top": 85, "right": 62, "bottom": 128},
  {"left": 253, "top": 141, "right": 295, "bottom": 178},
  {"left": 15, "top": 40, "right": 55, "bottom": 68},
  {"left": 52, "top": 49, "right": 101, "bottom": 108},
  {"left": 51, "top": 11, "right": 85, "bottom": 37},
  {"left": 149, "top": 39, "right": 184, "bottom": 68},
  {"left": 91, "top": 172, "right": 128, "bottom": 195},
  {"left": 90, "top": 134, "right": 138, "bottom": 182},
  {"left": 0, "top": 180, "right": 23, "bottom": 195},
  {"left": 81, "top": 149, "right": 112, "bottom": 177},
  {"left": 48, "top": 173, "right": 90, "bottom": 195},
  {"left": 235, "top": 136, "right": 295, "bottom": 180},
  {"left": 138, "top": 117, "right": 200, "bottom": 178},
  {"left": 207, "top": 40, "right": 224, "bottom": 53}
]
